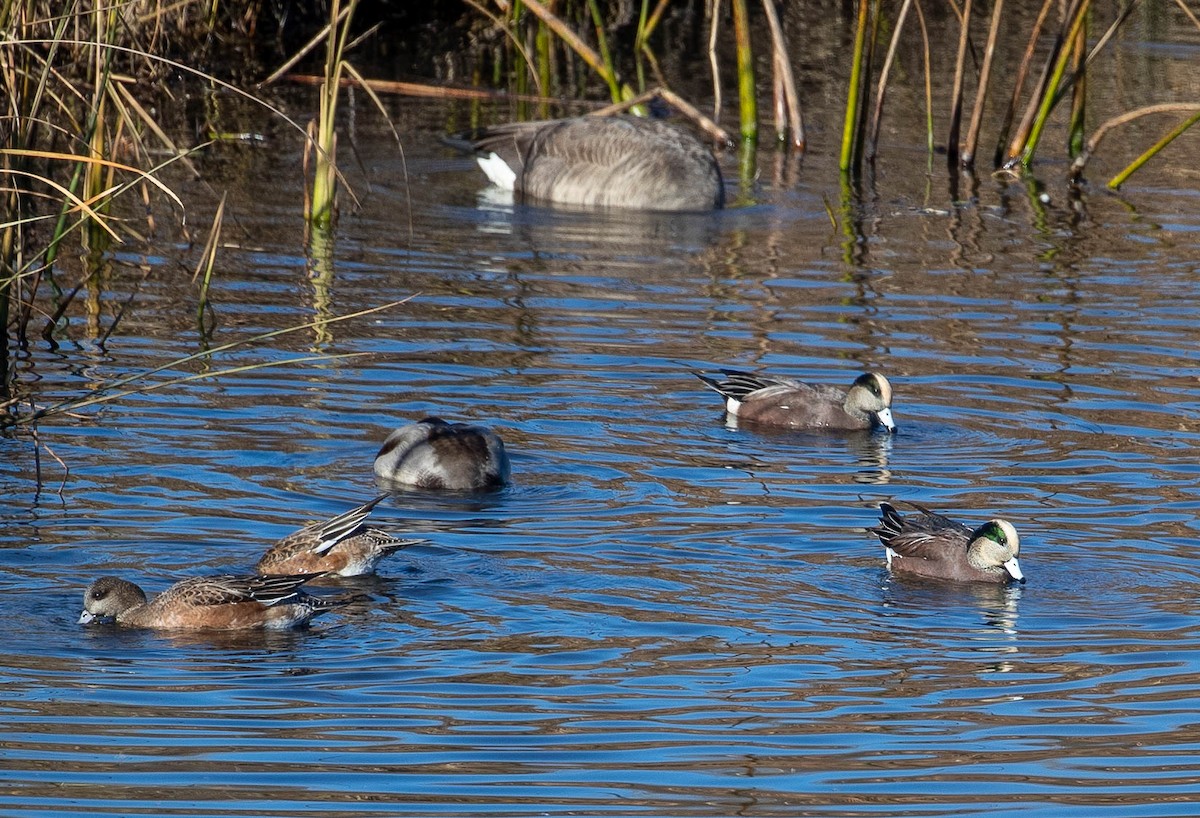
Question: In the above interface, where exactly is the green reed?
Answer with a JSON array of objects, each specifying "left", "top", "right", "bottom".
[{"left": 306, "top": 0, "right": 358, "bottom": 229}]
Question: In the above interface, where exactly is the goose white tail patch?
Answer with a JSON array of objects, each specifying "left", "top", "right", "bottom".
[{"left": 477, "top": 152, "right": 517, "bottom": 191}]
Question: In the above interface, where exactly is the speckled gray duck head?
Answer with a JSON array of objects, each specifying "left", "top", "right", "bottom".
[
  {"left": 694, "top": 369, "right": 896, "bottom": 432},
  {"left": 374, "top": 417, "right": 510, "bottom": 492},
  {"left": 79, "top": 577, "right": 147, "bottom": 624},
  {"left": 871, "top": 502, "right": 1024, "bottom": 584},
  {"left": 465, "top": 116, "right": 724, "bottom": 212}
]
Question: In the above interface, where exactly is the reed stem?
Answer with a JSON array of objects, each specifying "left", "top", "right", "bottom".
[
  {"left": 730, "top": 0, "right": 758, "bottom": 141},
  {"left": 945, "top": 0, "right": 972, "bottom": 170},
  {"left": 1019, "top": 0, "right": 1091, "bottom": 167},
  {"left": 996, "top": 0, "right": 1056, "bottom": 166},
  {"left": 1067, "top": 19, "right": 1087, "bottom": 158},
  {"left": 1108, "top": 109, "right": 1200, "bottom": 189},
  {"left": 962, "top": 0, "right": 1004, "bottom": 167},
  {"left": 308, "top": 0, "right": 356, "bottom": 229},
  {"left": 760, "top": 0, "right": 803, "bottom": 149},
  {"left": 839, "top": 0, "right": 870, "bottom": 174}
]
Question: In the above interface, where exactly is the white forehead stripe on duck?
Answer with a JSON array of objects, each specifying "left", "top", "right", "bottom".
[
  {"left": 993, "top": 519, "right": 1020, "bottom": 552},
  {"left": 875, "top": 374, "right": 893, "bottom": 405}
]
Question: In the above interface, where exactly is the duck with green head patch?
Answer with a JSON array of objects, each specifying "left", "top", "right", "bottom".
[
  {"left": 870, "top": 502, "right": 1024, "bottom": 583},
  {"left": 694, "top": 369, "right": 897, "bottom": 432}
]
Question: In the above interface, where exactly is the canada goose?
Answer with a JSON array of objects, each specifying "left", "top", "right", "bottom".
[{"left": 463, "top": 115, "right": 723, "bottom": 211}]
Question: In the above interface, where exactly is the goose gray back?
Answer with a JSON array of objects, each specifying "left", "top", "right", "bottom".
[{"left": 467, "top": 116, "right": 724, "bottom": 212}]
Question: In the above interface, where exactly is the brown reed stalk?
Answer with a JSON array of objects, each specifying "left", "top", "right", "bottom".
[
  {"left": 867, "top": 0, "right": 915, "bottom": 163},
  {"left": 708, "top": 0, "right": 722, "bottom": 121},
  {"left": 512, "top": 0, "right": 621, "bottom": 101},
  {"left": 1069, "top": 103, "right": 1200, "bottom": 183},
  {"left": 993, "top": 0, "right": 1055, "bottom": 167},
  {"left": 1015, "top": 0, "right": 1091, "bottom": 167},
  {"left": 961, "top": 0, "right": 1004, "bottom": 167},
  {"left": 945, "top": 0, "right": 973, "bottom": 170},
  {"left": 760, "top": 0, "right": 803, "bottom": 149}
]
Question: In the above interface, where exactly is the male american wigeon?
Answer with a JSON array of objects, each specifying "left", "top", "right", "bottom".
[
  {"left": 374, "top": 417, "right": 510, "bottom": 491},
  {"left": 78, "top": 573, "right": 347, "bottom": 630},
  {"left": 256, "top": 496, "right": 424, "bottom": 577},
  {"left": 694, "top": 369, "right": 897, "bottom": 432},
  {"left": 870, "top": 502, "right": 1025, "bottom": 584},
  {"left": 462, "top": 115, "right": 724, "bottom": 211}
]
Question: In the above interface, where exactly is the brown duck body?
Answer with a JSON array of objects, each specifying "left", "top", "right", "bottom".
[
  {"left": 256, "top": 496, "right": 423, "bottom": 577},
  {"left": 374, "top": 417, "right": 510, "bottom": 491},
  {"left": 79, "top": 574, "right": 344, "bottom": 630},
  {"left": 870, "top": 502, "right": 1025, "bottom": 584},
  {"left": 468, "top": 116, "right": 724, "bottom": 212},
  {"left": 695, "top": 370, "right": 897, "bottom": 432}
]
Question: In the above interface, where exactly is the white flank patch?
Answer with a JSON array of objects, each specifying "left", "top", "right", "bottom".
[
  {"left": 725, "top": 397, "right": 743, "bottom": 416},
  {"left": 886, "top": 547, "right": 899, "bottom": 567},
  {"left": 477, "top": 152, "right": 517, "bottom": 191}
]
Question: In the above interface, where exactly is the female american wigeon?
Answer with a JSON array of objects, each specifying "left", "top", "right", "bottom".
[
  {"left": 78, "top": 573, "right": 346, "bottom": 630},
  {"left": 256, "top": 496, "right": 424, "bottom": 577},
  {"left": 870, "top": 502, "right": 1025, "bottom": 584},
  {"left": 374, "top": 417, "right": 510, "bottom": 491},
  {"left": 464, "top": 116, "right": 724, "bottom": 211},
  {"left": 695, "top": 369, "right": 897, "bottom": 432}
]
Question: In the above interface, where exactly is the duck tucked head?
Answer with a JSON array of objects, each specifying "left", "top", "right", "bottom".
[
  {"left": 845, "top": 372, "right": 896, "bottom": 432},
  {"left": 79, "top": 577, "right": 147, "bottom": 624},
  {"left": 967, "top": 520, "right": 1024, "bottom": 581}
]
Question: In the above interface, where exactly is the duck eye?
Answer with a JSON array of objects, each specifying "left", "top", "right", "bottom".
[{"left": 855, "top": 374, "right": 881, "bottom": 395}]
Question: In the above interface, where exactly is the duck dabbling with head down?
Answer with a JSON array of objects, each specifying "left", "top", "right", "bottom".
[
  {"left": 256, "top": 496, "right": 425, "bottom": 577},
  {"left": 374, "top": 417, "right": 510, "bottom": 491},
  {"left": 462, "top": 115, "right": 724, "bottom": 212}
]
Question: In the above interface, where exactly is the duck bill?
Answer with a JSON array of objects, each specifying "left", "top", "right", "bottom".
[
  {"left": 1003, "top": 557, "right": 1026, "bottom": 583},
  {"left": 875, "top": 407, "right": 897, "bottom": 433},
  {"left": 78, "top": 610, "right": 97, "bottom": 625}
]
